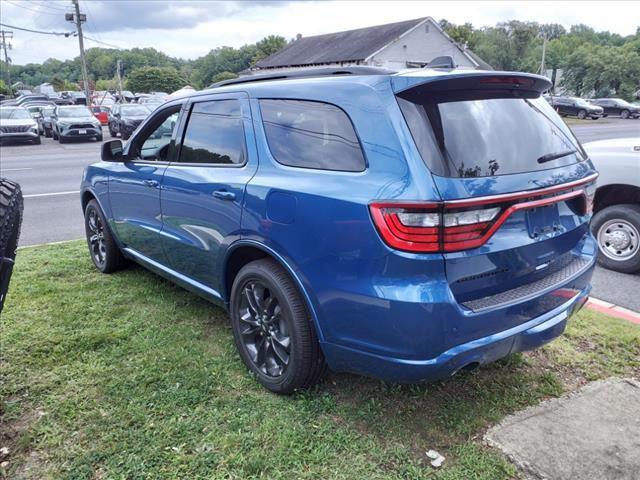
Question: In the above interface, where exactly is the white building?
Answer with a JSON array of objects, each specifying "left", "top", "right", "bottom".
[{"left": 252, "top": 17, "right": 491, "bottom": 72}]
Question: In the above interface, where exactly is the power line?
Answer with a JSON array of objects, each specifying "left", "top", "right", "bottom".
[
  {"left": 84, "top": 35, "right": 123, "bottom": 50},
  {"left": 3, "top": 0, "right": 62, "bottom": 16},
  {"left": 32, "top": 1, "right": 69, "bottom": 12},
  {"left": 0, "top": 22, "right": 74, "bottom": 37}
]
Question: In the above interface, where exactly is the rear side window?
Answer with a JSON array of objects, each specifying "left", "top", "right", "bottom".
[
  {"left": 179, "top": 99, "right": 246, "bottom": 165},
  {"left": 397, "top": 94, "right": 585, "bottom": 178},
  {"left": 259, "top": 99, "right": 365, "bottom": 172}
]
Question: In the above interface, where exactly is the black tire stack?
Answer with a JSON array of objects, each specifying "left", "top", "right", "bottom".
[{"left": 0, "top": 178, "right": 24, "bottom": 313}]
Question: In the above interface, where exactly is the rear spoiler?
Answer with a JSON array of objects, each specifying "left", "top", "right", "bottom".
[{"left": 392, "top": 71, "right": 552, "bottom": 96}]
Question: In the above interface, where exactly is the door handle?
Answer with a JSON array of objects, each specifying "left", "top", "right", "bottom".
[
  {"left": 143, "top": 179, "right": 159, "bottom": 188},
  {"left": 212, "top": 190, "right": 236, "bottom": 201}
]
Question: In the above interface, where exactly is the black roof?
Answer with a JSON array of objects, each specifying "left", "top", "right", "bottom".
[
  {"left": 209, "top": 66, "right": 395, "bottom": 89},
  {"left": 255, "top": 18, "right": 426, "bottom": 68}
]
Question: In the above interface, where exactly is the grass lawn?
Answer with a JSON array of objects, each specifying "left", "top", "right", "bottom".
[{"left": 1, "top": 241, "right": 639, "bottom": 479}]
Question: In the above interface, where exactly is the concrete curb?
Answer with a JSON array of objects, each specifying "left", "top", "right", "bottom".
[{"left": 586, "top": 297, "right": 640, "bottom": 325}]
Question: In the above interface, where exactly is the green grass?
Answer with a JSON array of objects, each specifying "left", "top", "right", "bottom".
[{"left": 1, "top": 241, "right": 638, "bottom": 479}]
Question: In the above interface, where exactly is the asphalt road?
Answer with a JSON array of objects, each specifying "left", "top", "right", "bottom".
[{"left": 0, "top": 118, "right": 638, "bottom": 311}]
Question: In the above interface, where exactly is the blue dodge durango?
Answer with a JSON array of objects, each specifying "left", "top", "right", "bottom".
[{"left": 81, "top": 64, "right": 597, "bottom": 394}]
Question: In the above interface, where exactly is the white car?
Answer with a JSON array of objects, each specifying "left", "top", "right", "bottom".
[{"left": 585, "top": 138, "right": 640, "bottom": 273}]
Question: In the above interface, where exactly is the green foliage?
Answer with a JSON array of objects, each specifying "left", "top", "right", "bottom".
[
  {"left": 0, "top": 79, "right": 11, "bottom": 96},
  {"left": 210, "top": 71, "right": 238, "bottom": 84},
  {"left": 95, "top": 78, "right": 117, "bottom": 91},
  {"left": 126, "top": 66, "right": 186, "bottom": 93},
  {"left": 440, "top": 19, "right": 640, "bottom": 99}
]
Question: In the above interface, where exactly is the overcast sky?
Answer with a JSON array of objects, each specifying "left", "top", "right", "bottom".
[{"left": 1, "top": 0, "right": 638, "bottom": 65}]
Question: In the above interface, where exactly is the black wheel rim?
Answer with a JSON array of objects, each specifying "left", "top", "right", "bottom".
[
  {"left": 238, "top": 281, "right": 291, "bottom": 377},
  {"left": 87, "top": 208, "right": 106, "bottom": 267}
]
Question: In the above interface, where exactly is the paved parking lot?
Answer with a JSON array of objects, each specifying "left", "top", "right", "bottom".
[{"left": 0, "top": 119, "right": 638, "bottom": 310}]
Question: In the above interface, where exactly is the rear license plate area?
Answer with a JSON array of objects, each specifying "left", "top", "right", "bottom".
[{"left": 526, "top": 204, "right": 560, "bottom": 239}]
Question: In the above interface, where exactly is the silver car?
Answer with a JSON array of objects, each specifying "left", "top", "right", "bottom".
[
  {"left": 586, "top": 138, "right": 640, "bottom": 273},
  {"left": 0, "top": 106, "right": 40, "bottom": 145},
  {"left": 52, "top": 105, "right": 103, "bottom": 143}
]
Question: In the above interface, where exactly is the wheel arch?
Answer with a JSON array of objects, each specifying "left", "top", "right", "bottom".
[
  {"left": 594, "top": 184, "right": 640, "bottom": 213},
  {"left": 223, "top": 240, "right": 325, "bottom": 342}
]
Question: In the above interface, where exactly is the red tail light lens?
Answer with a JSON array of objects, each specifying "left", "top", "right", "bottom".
[{"left": 369, "top": 174, "right": 598, "bottom": 254}]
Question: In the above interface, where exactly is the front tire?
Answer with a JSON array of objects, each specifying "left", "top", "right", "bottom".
[
  {"left": 33, "top": 136, "right": 41, "bottom": 145},
  {"left": 0, "top": 178, "right": 24, "bottom": 313},
  {"left": 577, "top": 109, "right": 586, "bottom": 119},
  {"left": 621, "top": 109, "right": 630, "bottom": 119},
  {"left": 84, "top": 199, "right": 127, "bottom": 273},
  {"left": 52, "top": 129, "right": 58, "bottom": 140},
  {"left": 230, "top": 259, "right": 326, "bottom": 394},
  {"left": 592, "top": 204, "right": 640, "bottom": 273}
]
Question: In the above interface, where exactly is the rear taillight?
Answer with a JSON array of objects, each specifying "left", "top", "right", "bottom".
[
  {"left": 370, "top": 174, "right": 598, "bottom": 254},
  {"left": 370, "top": 203, "right": 501, "bottom": 253}
]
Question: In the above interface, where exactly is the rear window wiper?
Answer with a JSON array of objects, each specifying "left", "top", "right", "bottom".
[{"left": 537, "top": 149, "right": 577, "bottom": 164}]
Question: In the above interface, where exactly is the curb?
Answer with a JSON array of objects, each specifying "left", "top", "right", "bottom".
[{"left": 586, "top": 297, "right": 640, "bottom": 325}]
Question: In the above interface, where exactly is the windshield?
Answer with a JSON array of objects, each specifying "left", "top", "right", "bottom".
[
  {"left": 121, "top": 105, "right": 150, "bottom": 116},
  {"left": 573, "top": 98, "right": 591, "bottom": 107},
  {"left": 398, "top": 94, "right": 585, "bottom": 178},
  {"left": 57, "top": 107, "right": 92, "bottom": 117},
  {"left": 0, "top": 108, "right": 32, "bottom": 119}
]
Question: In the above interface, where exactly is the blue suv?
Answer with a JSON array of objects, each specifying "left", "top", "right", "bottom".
[{"left": 81, "top": 66, "right": 598, "bottom": 394}]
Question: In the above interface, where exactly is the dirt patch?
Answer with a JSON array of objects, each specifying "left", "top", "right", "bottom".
[{"left": 0, "top": 404, "right": 47, "bottom": 478}]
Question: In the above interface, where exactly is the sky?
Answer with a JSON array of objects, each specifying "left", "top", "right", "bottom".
[{"left": 1, "top": 0, "right": 638, "bottom": 65}]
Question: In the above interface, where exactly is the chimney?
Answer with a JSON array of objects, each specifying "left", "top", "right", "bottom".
[{"left": 296, "top": 33, "right": 302, "bottom": 41}]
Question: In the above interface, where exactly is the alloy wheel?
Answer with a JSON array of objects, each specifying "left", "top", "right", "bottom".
[
  {"left": 238, "top": 280, "right": 291, "bottom": 377},
  {"left": 87, "top": 208, "right": 107, "bottom": 267}
]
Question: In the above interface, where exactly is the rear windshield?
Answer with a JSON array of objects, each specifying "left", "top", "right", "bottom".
[{"left": 397, "top": 94, "right": 586, "bottom": 177}]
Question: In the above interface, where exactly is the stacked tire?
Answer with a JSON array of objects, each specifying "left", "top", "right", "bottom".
[{"left": 0, "top": 178, "right": 24, "bottom": 313}]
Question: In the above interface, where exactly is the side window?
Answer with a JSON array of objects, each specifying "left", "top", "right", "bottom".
[
  {"left": 133, "top": 106, "right": 180, "bottom": 161},
  {"left": 177, "top": 99, "right": 245, "bottom": 165},
  {"left": 259, "top": 99, "right": 366, "bottom": 172}
]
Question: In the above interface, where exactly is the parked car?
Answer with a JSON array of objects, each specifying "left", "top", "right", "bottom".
[
  {"left": 585, "top": 138, "right": 640, "bottom": 273},
  {"left": 107, "top": 104, "right": 151, "bottom": 140},
  {"left": 81, "top": 66, "right": 597, "bottom": 394},
  {"left": 37, "top": 106, "right": 56, "bottom": 137},
  {"left": 51, "top": 105, "right": 102, "bottom": 143},
  {"left": 549, "top": 96, "right": 603, "bottom": 119},
  {"left": 91, "top": 105, "right": 111, "bottom": 126},
  {"left": 0, "top": 106, "right": 40, "bottom": 144},
  {"left": 591, "top": 98, "right": 640, "bottom": 119},
  {"left": 66, "top": 91, "right": 87, "bottom": 105},
  {"left": 14, "top": 95, "right": 50, "bottom": 106}
]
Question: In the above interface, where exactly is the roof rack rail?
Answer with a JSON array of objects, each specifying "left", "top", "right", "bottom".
[
  {"left": 426, "top": 55, "right": 457, "bottom": 69},
  {"left": 208, "top": 66, "right": 396, "bottom": 89}
]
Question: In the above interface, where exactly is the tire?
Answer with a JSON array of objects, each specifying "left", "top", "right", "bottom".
[
  {"left": 96, "top": 134, "right": 103, "bottom": 142},
  {"left": 0, "top": 178, "right": 24, "bottom": 313},
  {"left": 621, "top": 110, "right": 630, "bottom": 119},
  {"left": 602, "top": 114, "right": 608, "bottom": 118},
  {"left": 58, "top": 135, "right": 66, "bottom": 144},
  {"left": 121, "top": 130, "right": 130, "bottom": 141},
  {"left": 230, "top": 259, "right": 327, "bottom": 394},
  {"left": 109, "top": 124, "right": 116, "bottom": 137},
  {"left": 52, "top": 128, "right": 58, "bottom": 140},
  {"left": 577, "top": 109, "right": 586, "bottom": 119},
  {"left": 33, "top": 135, "right": 41, "bottom": 145},
  {"left": 591, "top": 204, "right": 640, "bottom": 273},
  {"left": 84, "top": 199, "right": 127, "bottom": 273},
  {"left": 44, "top": 128, "right": 52, "bottom": 138}
]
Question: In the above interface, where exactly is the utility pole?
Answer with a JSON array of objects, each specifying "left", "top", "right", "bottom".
[
  {"left": 67, "top": 0, "right": 90, "bottom": 103},
  {"left": 0, "top": 30, "right": 12, "bottom": 89},
  {"left": 116, "top": 59, "right": 124, "bottom": 103},
  {"left": 539, "top": 33, "right": 548, "bottom": 76}
]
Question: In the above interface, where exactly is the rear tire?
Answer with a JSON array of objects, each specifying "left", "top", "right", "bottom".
[
  {"left": 44, "top": 128, "right": 52, "bottom": 138},
  {"left": 52, "top": 129, "right": 58, "bottom": 140},
  {"left": 230, "top": 259, "right": 327, "bottom": 394},
  {"left": 0, "top": 178, "right": 24, "bottom": 313},
  {"left": 84, "top": 199, "right": 127, "bottom": 273},
  {"left": 592, "top": 204, "right": 640, "bottom": 273}
]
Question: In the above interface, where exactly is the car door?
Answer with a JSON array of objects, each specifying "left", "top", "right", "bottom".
[
  {"left": 160, "top": 93, "right": 258, "bottom": 293},
  {"left": 109, "top": 104, "right": 119, "bottom": 133},
  {"left": 108, "top": 102, "right": 184, "bottom": 263}
]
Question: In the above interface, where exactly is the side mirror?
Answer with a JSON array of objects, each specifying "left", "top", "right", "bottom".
[{"left": 102, "top": 139, "right": 124, "bottom": 162}]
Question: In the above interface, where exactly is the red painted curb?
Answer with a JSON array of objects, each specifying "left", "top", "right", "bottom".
[{"left": 586, "top": 299, "right": 640, "bottom": 325}]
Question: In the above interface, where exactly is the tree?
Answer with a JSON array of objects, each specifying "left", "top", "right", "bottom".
[
  {"left": 126, "top": 66, "right": 186, "bottom": 93},
  {"left": 439, "top": 20, "right": 479, "bottom": 49},
  {"left": 210, "top": 71, "right": 238, "bottom": 84},
  {"left": 0, "top": 79, "right": 11, "bottom": 96}
]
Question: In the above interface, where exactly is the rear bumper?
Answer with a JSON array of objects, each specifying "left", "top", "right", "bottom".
[{"left": 321, "top": 283, "right": 590, "bottom": 383}]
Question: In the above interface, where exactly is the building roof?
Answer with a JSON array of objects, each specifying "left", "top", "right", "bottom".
[{"left": 255, "top": 18, "right": 427, "bottom": 68}]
